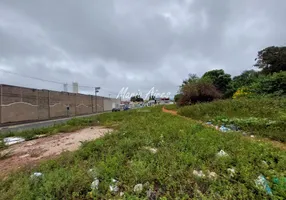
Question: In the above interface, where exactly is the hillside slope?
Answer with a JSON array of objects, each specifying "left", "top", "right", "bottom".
[{"left": 178, "top": 98, "right": 286, "bottom": 142}]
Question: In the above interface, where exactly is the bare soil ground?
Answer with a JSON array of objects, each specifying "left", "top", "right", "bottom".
[{"left": 0, "top": 126, "right": 112, "bottom": 176}]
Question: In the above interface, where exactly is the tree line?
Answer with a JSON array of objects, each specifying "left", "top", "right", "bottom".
[{"left": 175, "top": 46, "right": 286, "bottom": 106}]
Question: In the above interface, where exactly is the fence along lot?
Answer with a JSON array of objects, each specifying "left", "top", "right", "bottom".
[{"left": 0, "top": 84, "right": 119, "bottom": 125}]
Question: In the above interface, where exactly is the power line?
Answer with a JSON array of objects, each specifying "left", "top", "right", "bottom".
[
  {"left": 0, "top": 68, "right": 120, "bottom": 97},
  {"left": 0, "top": 68, "right": 165, "bottom": 97},
  {"left": 0, "top": 68, "right": 64, "bottom": 85},
  {"left": 0, "top": 68, "right": 100, "bottom": 89},
  {"left": 100, "top": 88, "right": 118, "bottom": 95}
]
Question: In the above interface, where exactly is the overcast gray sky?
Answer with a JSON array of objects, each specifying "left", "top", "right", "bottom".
[{"left": 0, "top": 0, "right": 285, "bottom": 98}]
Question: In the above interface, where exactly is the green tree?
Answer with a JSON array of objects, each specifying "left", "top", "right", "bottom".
[
  {"left": 130, "top": 95, "right": 143, "bottom": 102},
  {"left": 181, "top": 74, "right": 200, "bottom": 87},
  {"left": 254, "top": 46, "right": 286, "bottom": 74},
  {"left": 130, "top": 96, "right": 136, "bottom": 102},
  {"left": 202, "top": 69, "right": 231, "bottom": 94},
  {"left": 149, "top": 95, "right": 156, "bottom": 100},
  {"left": 250, "top": 71, "right": 286, "bottom": 96},
  {"left": 174, "top": 94, "right": 182, "bottom": 102},
  {"left": 224, "top": 70, "right": 260, "bottom": 98}
]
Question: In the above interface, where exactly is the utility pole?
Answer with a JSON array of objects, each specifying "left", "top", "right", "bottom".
[{"left": 95, "top": 87, "right": 101, "bottom": 113}]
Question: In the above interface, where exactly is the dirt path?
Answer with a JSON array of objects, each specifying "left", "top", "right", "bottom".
[
  {"left": 162, "top": 107, "right": 178, "bottom": 115},
  {"left": 162, "top": 107, "right": 286, "bottom": 151},
  {"left": 0, "top": 126, "right": 112, "bottom": 176}
]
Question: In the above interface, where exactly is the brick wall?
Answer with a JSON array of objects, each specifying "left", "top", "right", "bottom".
[{"left": 0, "top": 84, "right": 118, "bottom": 124}]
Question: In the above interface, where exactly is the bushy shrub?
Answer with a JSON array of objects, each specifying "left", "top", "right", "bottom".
[
  {"left": 230, "top": 71, "right": 286, "bottom": 99},
  {"left": 224, "top": 70, "right": 260, "bottom": 98},
  {"left": 232, "top": 86, "right": 252, "bottom": 99},
  {"left": 178, "top": 79, "right": 222, "bottom": 106},
  {"left": 250, "top": 71, "right": 286, "bottom": 96}
]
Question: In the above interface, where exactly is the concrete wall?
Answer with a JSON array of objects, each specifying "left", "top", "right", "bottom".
[
  {"left": 38, "top": 90, "right": 49, "bottom": 120},
  {"left": 49, "top": 91, "right": 75, "bottom": 118},
  {"left": 0, "top": 84, "right": 115, "bottom": 124},
  {"left": 76, "top": 93, "right": 93, "bottom": 115},
  {"left": 104, "top": 97, "right": 121, "bottom": 111},
  {"left": 1, "top": 85, "right": 38, "bottom": 123},
  {"left": 95, "top": 96, "right": 104, "bottom": 112},
  {"left": 0, "top": 85, "right": 2, "bottom": 124}
]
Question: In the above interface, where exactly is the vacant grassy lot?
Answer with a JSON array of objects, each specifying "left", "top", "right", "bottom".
[
  {"left": 178, "top": 98, "right": 286, "bottom": 142},
  {"left": 1, "top": 107, "right": 286, "bottom": 199}
]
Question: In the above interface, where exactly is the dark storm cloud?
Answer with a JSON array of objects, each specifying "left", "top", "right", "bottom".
[{"left": 0, "top": 0, "right": 286, "bottom": 98}]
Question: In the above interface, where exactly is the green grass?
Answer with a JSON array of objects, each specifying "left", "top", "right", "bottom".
[
  {"left": 0, "top": 117, "right": 100, "bottom": 150},
  {"left": 164, "top": 104, "right": 178, "bottom": 111},
  {"left": 0, "top": 107, "right": 286, "bottom": 199},
  {"left": 0, "top": 141, "right": 5, "bottom": 150},
  {"left": 178, "top": 98, "right": 286, "bottom": 142}
]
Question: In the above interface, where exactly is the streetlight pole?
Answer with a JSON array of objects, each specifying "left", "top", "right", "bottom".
[{"left": 95, "top": 87, "right": 101, "bottom": 113}]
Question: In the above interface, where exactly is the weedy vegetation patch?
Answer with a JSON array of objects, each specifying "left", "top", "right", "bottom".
[
  {"left": 0, "top": 107, "right": 286, "bottom": 199},
  {"left": 178, "top": 98, "right": 286, "bottom": 142}
]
